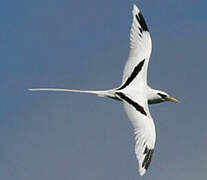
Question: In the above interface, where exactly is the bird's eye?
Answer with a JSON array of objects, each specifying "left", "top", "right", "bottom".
[{"left": 157, "top": 93, "right": 167, "bottom": 99}]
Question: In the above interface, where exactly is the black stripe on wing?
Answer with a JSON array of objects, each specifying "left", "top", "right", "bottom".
[
  {"left": 136, "top": 12, "right": 149, "bottom": 32},
  {"left": 142, "top": 146, "right": 154, "bottom": 170},
  {"left": 116, "top": 92, "right": 147, "bottom": 116},
  {"left": 118, "top": 59, "right": 145, "bottom": 90}
]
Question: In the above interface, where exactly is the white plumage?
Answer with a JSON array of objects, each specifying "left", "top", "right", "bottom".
[
  {"left": 123, "top": 4, "right": 152, "bottom": 84},
  {"left": 29, "top": 4, "right": 179, "bottom": 176}
]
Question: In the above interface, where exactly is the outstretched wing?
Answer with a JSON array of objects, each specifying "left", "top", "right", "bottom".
[
  {"left": 119, "top": 4, "right": 152, "bottom": 90},
  {"left": 116, "top": 92, "right": 156, "bottom": 176}
]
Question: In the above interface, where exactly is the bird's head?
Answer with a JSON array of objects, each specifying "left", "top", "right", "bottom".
[{"left": 148, "top": 90, "right": 179, "bottom": 104}]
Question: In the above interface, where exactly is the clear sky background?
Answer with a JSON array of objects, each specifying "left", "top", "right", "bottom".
[{"left": 1, "top": 0, "right": 206, "bottom": 179}]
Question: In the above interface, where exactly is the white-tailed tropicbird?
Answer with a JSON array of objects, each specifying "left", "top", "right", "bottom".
[{"left": 29, "top": 4, "right": 179, "bottom": 176}]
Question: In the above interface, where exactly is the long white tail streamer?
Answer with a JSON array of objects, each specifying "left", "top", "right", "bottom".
[{"left": 28, "top": 88, "right": 115, "bottom": 98}]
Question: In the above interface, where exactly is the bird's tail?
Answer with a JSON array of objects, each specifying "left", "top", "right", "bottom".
[{"left": 28, "top": 88, "right": 116, "bottom": 99}]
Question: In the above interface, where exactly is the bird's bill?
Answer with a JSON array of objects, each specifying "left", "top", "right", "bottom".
[{"left": 167, "top": 97, "right": 179, "bottom": 103}]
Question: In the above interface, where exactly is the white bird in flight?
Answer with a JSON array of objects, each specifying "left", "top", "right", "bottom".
[{"left": 29, "top": 4, "right": 179, "bottom": 176}]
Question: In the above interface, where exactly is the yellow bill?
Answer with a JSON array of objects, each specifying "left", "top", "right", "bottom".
[{"left": 167, "top": 97, "right": 179, "bottom": 103}]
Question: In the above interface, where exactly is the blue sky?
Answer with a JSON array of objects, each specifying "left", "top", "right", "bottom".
[{"left": 1, "top": 0, "right": 207, "bottom": 179}]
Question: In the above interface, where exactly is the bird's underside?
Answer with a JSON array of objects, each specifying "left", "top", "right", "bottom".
[{"left": 29, "top": 4, "right": 159, "bottom": 176}]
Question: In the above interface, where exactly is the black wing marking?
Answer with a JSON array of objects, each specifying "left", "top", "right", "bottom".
[
  {"left": 136, "top": 12, "right": 149, "bottom": 32},
  {"left": 116, "top": 92, "right": 147, "bottom": 116},
  {"left": 142, "top": 146, "right": 154, "bottom": 170},
  {"left": 118, "top": 59, "right": 145, "bottom": 90}
]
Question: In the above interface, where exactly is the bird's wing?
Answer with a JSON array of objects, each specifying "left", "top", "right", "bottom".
[
  {"left": 118, "top": 4, "right": 152, "bottom": 90},
  {"left": 116, "top": 92, "right": 156, "bottom": 176}
]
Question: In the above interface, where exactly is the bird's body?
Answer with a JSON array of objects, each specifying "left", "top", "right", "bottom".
[{"left": 29, "top": 4, "right": 178, "bottom": 176}]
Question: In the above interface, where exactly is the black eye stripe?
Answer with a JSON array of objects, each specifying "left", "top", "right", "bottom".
[{"left": 157, "top": 93, "right": 167, "bottom": 99}]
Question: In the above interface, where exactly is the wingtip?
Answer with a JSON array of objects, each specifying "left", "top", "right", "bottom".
[
  {"left": 133, "top": 4, "right": 140, "bottom": 14},
  {"left": 139, "top": 168, "right": 146, "bottom": 176}
]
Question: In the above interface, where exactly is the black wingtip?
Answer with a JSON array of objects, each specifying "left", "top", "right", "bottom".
[
  {"left": 136, "top": 12, "right": 149, "bottom": 32},
  {"left": 142, "top": 146, "right": 154, "bottom": 170}
]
